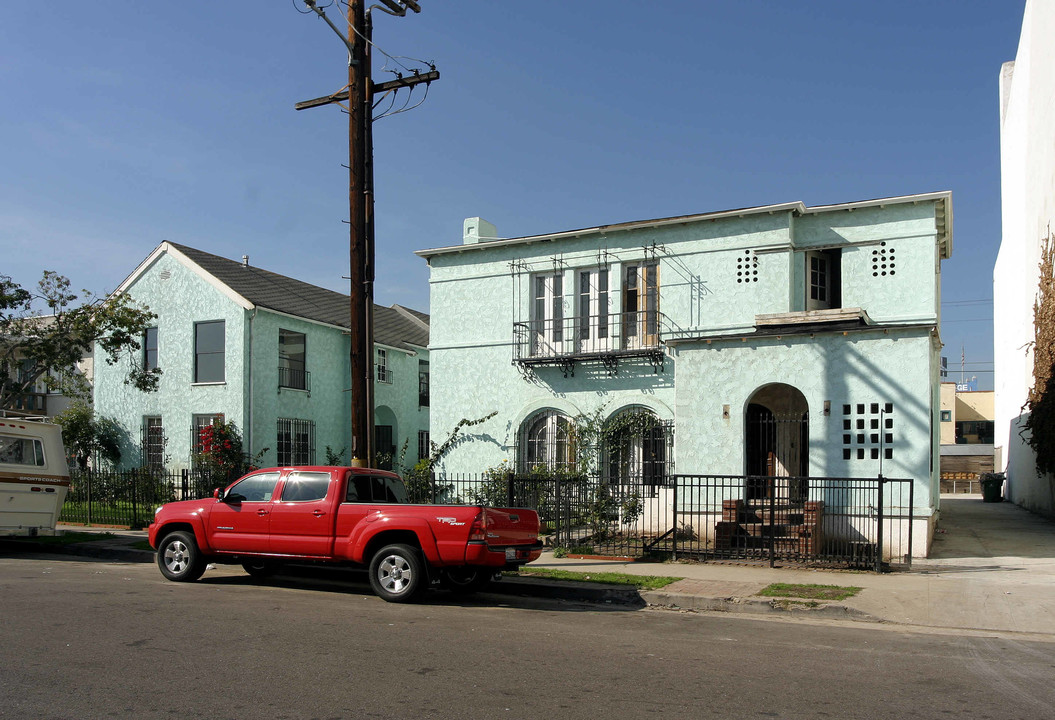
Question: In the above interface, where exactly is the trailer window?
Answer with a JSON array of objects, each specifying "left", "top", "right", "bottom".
[{"left": 0, "top": 435, "right": 45, "bottom": 467}]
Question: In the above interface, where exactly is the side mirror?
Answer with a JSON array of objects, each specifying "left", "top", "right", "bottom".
[{"left": 213, "top": 488, "right": 224, "bottom": 501}]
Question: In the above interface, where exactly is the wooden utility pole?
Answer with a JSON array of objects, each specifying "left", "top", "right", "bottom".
[{"left": 297, "top": 0, "right": 436, "bottom": 467}]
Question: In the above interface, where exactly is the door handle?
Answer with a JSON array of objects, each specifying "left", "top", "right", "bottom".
[
  {"left": 312, "top": 510, "right": 326, "bottom": 517},
  {"left": 257, "top": 509, "right": 270, "bottom": 516}
]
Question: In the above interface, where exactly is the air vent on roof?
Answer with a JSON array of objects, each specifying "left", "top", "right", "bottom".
[{"left": 159, "top": 270, "right": 171, "bottom": 281}]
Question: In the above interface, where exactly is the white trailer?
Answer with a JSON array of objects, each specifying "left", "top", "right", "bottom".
[{"left": 0, "top": 417, "right": 70, "bottom": 536}]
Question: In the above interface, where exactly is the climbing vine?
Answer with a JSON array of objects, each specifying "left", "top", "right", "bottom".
[{"left": 1025, "top": 231, "right": 1055, "bottom": 477}]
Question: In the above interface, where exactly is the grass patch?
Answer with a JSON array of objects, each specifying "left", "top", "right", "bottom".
[
  {"left": 757, "top": 583, "right": 862, "bottom": 601},
  {"left": 26, "top": 532, "right": 117, "bottom": 546},
  {"left": 515, "top": 567, "right": 682, "bottom": 590}
]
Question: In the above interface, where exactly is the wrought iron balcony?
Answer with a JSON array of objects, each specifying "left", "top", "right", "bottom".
[
  {"left": 278, "top": 366, "right": 310, "bottom": 392},
  {"left": 512, "top": 311, "right": 666, "bottom": 375}
]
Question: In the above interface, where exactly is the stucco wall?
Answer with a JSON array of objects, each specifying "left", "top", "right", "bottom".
[
  {"left": 373, "top": 343, "right": 430, "bottom": 467},
  {"left": 246, "top": 311, "right": 350, "bottom": 467},
  {"left": 994, "top": 0, "right": 1055, "bottom": 516},
  {"left": 426, "top": 198, "right": 945, "bottom": 530},
  {"left": 93, "top": 252, "right": 247, "bottom": 468}
]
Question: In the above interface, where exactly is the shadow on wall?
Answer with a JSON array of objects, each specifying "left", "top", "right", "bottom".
[{"left": 1005, "top": 412, "right": 1055, "bottom": 518}]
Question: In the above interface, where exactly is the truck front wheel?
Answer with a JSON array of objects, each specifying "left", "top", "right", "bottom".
[
  {"left": 157, "top": 531, "right": 206, "bottom": 582},
  {"left": 369, "top": 544, "right": 426, "bottom": 603}
]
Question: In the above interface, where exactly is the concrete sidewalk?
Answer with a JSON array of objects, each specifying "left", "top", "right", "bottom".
[{"left": 7, "top": 493, "right": 1053, "bottom": 636}]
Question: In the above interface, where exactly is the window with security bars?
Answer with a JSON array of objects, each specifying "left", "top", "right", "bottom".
[
  {"left": 417, "top": 430, "right": 430, "bottom": 462},
  {"left": 277, "top": 418, "right": 315, "bottom": 466},
  {"left": 143, "top": 416, "right": 164, "bottom": 468},
  {"left": 519, "top": 410, "right": 576, "bottom": 472},
  {"left": 191, "top": 413, "right": 224, "bottom": 467}
]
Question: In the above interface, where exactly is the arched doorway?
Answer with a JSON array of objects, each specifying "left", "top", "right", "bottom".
[{"left": 745, "top": 384, "right": 808, "bottom": 499}]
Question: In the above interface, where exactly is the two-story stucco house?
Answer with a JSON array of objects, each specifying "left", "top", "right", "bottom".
[
  {"left": 418, "top": 192, "right": 952, "bottom": 556},
  {"left": 93, "top": 242, "right": 430, "bottom": 471}
]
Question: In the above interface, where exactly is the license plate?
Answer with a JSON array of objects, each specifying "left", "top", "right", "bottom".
[{"left": 505, "top": 548, "right": 517, "bottom": 560}]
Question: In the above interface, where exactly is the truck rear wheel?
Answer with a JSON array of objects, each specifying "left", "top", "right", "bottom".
[
  {"left": 157, "top": 531, "right": 206, "bottom": 582},
  {"left": 369, "top": 544, "right": 426, "bottom": 603}
]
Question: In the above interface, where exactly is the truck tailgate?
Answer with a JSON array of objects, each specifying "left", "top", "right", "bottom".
[{"left": 485, "top": 507, "right": 540, "bottom": 546}]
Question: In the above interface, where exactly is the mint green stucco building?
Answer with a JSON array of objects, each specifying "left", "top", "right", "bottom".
[
  {"left": 418, "top": 193, "right": 952, "bottom": 557},
  {"left": 93, "top": 242, "right": 430, "bottom": 471}
]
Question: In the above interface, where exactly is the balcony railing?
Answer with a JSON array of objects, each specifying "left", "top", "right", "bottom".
[
  {"left": 513, "top": 310, "right": 666, "bottom": 363},
  {"left": 278, "top": 366, "right": 310, "bottom": 392},
  {"left": 376, "top": 365, "right": 393, "bottom": 384}
]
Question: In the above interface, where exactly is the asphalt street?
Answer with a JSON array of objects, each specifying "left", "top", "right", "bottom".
[{"left": 3, "top": 553, "right": 1055, "bottom": 720}]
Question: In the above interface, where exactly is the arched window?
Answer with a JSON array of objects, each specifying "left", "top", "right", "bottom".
[
  {"left": 602, "top": 407, "right": 672, "bottom": 487},
  {"left": 520, "top": 410, "right": 575, "bottom": 472}
]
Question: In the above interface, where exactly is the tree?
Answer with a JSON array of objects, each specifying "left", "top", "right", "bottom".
[
  {"left": 0, "top": 271, "right": 159, "bottom": 408},
  {"left": 54, "top": 401, "right": 124, "bottom": 470}
]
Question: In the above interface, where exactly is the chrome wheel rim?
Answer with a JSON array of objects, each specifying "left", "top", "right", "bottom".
[
  {"left": 163, "top": 539, "right": 190, "bottom": 574},
  {"left": 377, "top": 553, "right": 413, "bottom": 595}
]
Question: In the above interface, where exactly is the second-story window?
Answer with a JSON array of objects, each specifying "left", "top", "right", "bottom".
[
  {"left": 623, "top": 262, "right": 659, "bottom": 348},
  {"left": 418, "top": 359, "right": 429, "bottom": 406},
  {"left": 194, "top": 320, "right": 225, "bottom": 383},
  {"left": 143, "top": 327, "right": 159, "bottom": 372},
  {"left": 376, "top": 348, "right": 391, "bottom": 384},
  {"left": 806, "top": 250, "right": 841, "bottom": 311},
  {"left": 532, "top": 273, "right": 564, "bottom": 356},
  {"left": 279, "top": 329, "right": 307, "bottom": 390},
  {"left": 578, "top": 269, "right": 610, "bottom": 352}
]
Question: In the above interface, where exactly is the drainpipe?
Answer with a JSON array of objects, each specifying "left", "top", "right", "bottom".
[{"left": 247, "top": 307, "right": 257, "bottom": 457}]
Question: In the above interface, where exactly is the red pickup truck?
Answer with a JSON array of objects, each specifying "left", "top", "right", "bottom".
[{"left": 148, "top": 466, "right": 543, "bottom": 602}]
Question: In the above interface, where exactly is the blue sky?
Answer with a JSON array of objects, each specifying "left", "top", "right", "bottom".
[{"left": 1, "top": 1, "right": 1025, "bottom": 389}]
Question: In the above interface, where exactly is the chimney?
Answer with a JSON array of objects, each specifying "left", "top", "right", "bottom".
[
  {"left": 463, "top": 217, "right": 497, "bottom": 245},
  {"left": 242, "top": 255, "right": 249, "bottom": 267}
]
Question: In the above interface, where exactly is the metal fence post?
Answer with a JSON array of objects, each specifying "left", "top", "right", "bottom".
[
  {"left": 86, "top": 469, "right": 93, "bottom": 525},
  {"left": 131, "top": 471, "right": 139, "bottom": 529},
  {"left": 555, "top": 474, "right": 564, "bottom": 547},
  {"left": 672, "top": 475, "right": 678, "bottom": 561},
  {"left": 875, "top": 476, "right": 885, "bottom": 573},
  {"left": 768, "top": 476, "right": 776, "bottom": 568},
  {"left": 907, "top": 479, "right": 914, "bottom": 569}
]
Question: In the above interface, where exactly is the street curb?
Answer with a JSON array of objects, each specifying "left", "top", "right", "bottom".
[
  {"left": 0, "top": 538, "right": 154, "bottom": 564},
  {"left": 487, "top": 575, "right": 647, "bottom": 606},
  {"left": 641, "top": 589, "right": 882, "bottom": 622},
  {"left": 0, "top": 540, "right": 881, "bottom": 621}
]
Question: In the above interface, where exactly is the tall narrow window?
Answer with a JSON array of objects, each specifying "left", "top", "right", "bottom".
[
  {"left": 194, "top": 320, "right": 225, "bottom": 383},
  {"left": 622, "top": 262, "right": 660, "bottom": 348},
  {"left": 143, "top": 416, "right": 164, "bottom": 468},
  {"left": 143, "top": 327, "right": 159, "bottom": 372},
  {"left": 279, "top": 329, "right": 306, "bottom": 390},
  {"left": 806, "top": 250, "right": 841, "bottom": 311},
  {"left": 532, "top": 273, "right": 564, "bottom": 356},
  {"left": 277, "top": 418, "right": 315, "bottom": 466},
  {"left": 417, "top": 430, "right": 430, "bottom": 462},
  {"left": 191, "top": 413, "right": 224, "bottom": 466},
  {"left": 578, "top": 268, "right": 610, "bottom": 352},
  {"left": 418, "top": 360, "right": 429, "bottom": 407},
  {"left": 376, "top": 348, "right": 390, "bottom": 383},
  {"left": 375, "top": 425, "right": 395, "bottom": 470}
]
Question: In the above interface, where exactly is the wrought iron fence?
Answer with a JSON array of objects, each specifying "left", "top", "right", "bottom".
[
  {"left": 58, "top": 466, "right": 915, "bottom": 570},
  {"left": 59, "top": 468, "right": 221, "bottom": 529},
  {"left": 414, "top": 472, "right": 915, "bottom": 571}
]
